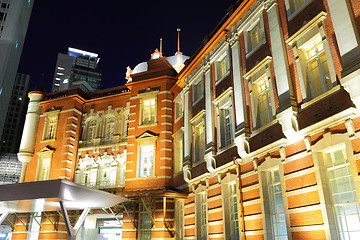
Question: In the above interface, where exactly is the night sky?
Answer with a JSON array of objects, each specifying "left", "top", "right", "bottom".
[{"left": 18, "top": 1, "right": 236, "bottom": 92}]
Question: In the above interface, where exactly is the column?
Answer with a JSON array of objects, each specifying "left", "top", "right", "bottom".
[
  {"left": 17, "top": 91, "right": 44, "bottom": 182},
  {"left": 183, "top": 84, "right": 191, "bottom": 182}
]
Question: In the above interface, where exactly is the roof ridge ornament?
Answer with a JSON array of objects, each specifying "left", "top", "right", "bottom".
[{"left": 176, "top": 28, "right": 183, "bottom": 55}]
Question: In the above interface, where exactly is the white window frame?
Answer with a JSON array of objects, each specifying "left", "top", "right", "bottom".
[
  {"left": 221, "top": 174, "right": 240, "bottom": 240},
  {"left": 284, "top": 0, "right": 314, "bottom": 21},
  {"left": 35, "top": 149, "right": 54, "bottom": 181},
  {"left": 139, "top": 90, "right": 158, "bottom": 126},
  {"left": 258, "top": 157, "right": 290, "bottom": 240},
  {"left": 244, "top": 57, "right": 276, "bottom": 132},
  {"left": 42, "top": 110, "right": 60, "bottom": 141},
  {"left": 104, "top": 116, "right": 115, "bottom": 141},
  {"left": 192, "top": 74, "right": 204, "bottom": 105},
  {"left": 136, "top": 133, "right": 157, "bottom": 178},
  {"left": 173, "top": 128, "right": 184, "bottom": 175},
  {"left": 195, "top": 185, "right": 208, "bottom": 240},
  {"left": 214, "top": 88, "right": 235, "bottom": 150},
  {"left": 175, "top": 199, "right": 185, "bottom": 240},
  {"left": 214, "top": 50, "right": 230, "bottom": 83},
  {"left": 174, "top": 93, "right": 184, "bottom": 122},
  {"left": 138, "top": 202, "right": 152, "bottom": 239},
  {"left": 190, "top": 110, "right": 206, "bottom": 166},
  {"left": 86, "top": 118, "right": 98, "bottom": 141},
  {"left": 286, "top": 12, "right": 337, "bottom": 106},
  {"left": 245, "top": 14, "right": 266, "bottom": 57}
]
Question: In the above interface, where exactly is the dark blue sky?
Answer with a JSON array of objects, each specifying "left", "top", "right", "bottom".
[{"left": 18, "top": 1, "right": 237, "bottom": 92}]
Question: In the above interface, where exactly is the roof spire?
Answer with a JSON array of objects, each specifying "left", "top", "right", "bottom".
[
  {"left": 160, "top": 38, "right": 163, "bottom": 55},
  {"left": 176, "top": 28, "right": 182, "bottom": 55}
]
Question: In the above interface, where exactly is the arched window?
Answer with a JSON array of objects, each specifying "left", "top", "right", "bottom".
[
  {"left": 105, "top": 117, "right": 115, "bottom": 141},
  {"left": 99, "top": 163, "right": 112, "bottom": 188},
  {"left": 87, "top": 120, "right": 97, "bottom": 141}
]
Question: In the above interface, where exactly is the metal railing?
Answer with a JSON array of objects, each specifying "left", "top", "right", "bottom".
[{"left": 77, "top": 180, "right": 124, "bottom": 189}]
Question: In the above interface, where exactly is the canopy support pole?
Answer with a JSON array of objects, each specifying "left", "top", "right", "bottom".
[{"left": 59, "top": 201, "right": 90, "bottom": 240}]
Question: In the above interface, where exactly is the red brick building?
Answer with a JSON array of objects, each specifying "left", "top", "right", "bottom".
[{"left": 13, "top": 0, "right": 360, "bottom": 239}]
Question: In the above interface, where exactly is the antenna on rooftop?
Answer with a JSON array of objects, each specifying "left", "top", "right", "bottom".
[
  {"left": 160, "top": 38, "right": 163, "bottom": 54},
  {"left": 176, "top": 28, "right": 182, "bottom": 54}
]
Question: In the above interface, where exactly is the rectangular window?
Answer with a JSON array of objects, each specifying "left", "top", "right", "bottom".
[
  {"left": 196, "top": 192, "right": 207, "bottom": 240},
  {"left": 139, "top": 204, "right": 152, "bottom": 240},
  {"left": 305, "top": 40, "right": 331, "bottom": 99},
  {"left": 215, "top": 53, "right": 229, "bottom": 81},
  {"left": 139, "top": 145, "right": 154, "bottom": 177},
  {"left": 194, "top": 124, "right": 205, "bottom": 163},
  {"left": 174, "top": 131, "right": 184, "bottom": 174},
  {"left": 247, "top": 20, "right": 264, "bottom": 53},
  {"left": 142, "top": 98, "right": 156, "bottom": 125},
  {"left": 324, "top": 148, "right": 360, "bottom": 239},
  {"left": 175, "top": 199, "right": 184, "bottom": 240},
  {"left": 257, "top": 79, "right": 272, "bottom": 127},
  {"left": 105, "top": 117, "right": 115, "bottom": 141},
  {"left": 219, "top": 106, "right": 233, "bottom": 148},
  {"left": 175, "top": 95, "right": 183, "bottom": 120},
  {"left": 226, "top": 183, "right": 240, "bottom": 239},
  {"left": 88, "top": 120, "right": 97, "bottom": 141},
  {"left": 43, "top": 117, "right": 58, "bottom": 140},
  {"left": 193, "top": 77, "right": 203, "bottom": 104},
  {"left": 267, "top": 170, "right": 288, "bottom": 240},
  {"left": 36, "top": 157, "right": 51, "bottom": 181}
]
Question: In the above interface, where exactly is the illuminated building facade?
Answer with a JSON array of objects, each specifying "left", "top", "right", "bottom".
[
  {"left": 10, "top": 0, "right": 360, "bottom": 239},
  {"left": 51, "top": 47, "right": 102, "bottom": 93}
]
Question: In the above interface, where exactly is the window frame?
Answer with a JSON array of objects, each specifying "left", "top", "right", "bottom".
[
  {"left": 139, "top": 90, "right": 158, "bottom": 126},
  {"left": 174, "top": 93, "right": 184, "bottom": 122},
  {"left": 173, "top": 128, "right": 184, "bottom": 175},
  {"left": 284, "top": 0, "right": 314, "bottom": 21},
  {"left": 136, "top": 133, "right": 158, "bottom": 178},
  {"left": 191, "top": 73, "right": 204, "bottom": 105},
  {"left": 286, "top": 12, "right": 337, "bottom": 107},
  {"left": 190, "top": 110, "right": 206, "bottom": 166},
  {"left": 244, "top": 56, "right": 276, "bottom": 132},
  {"left": 175, "top": 199, "right": 185, "bottom": 240},
  {"left": 214, "top": 88, "right": 235, "bottom": 150},
  {"left": 35, "top": 147, "right": 54, "bottom": 181},
  {"left": 42, "top": 110, "right": 60, "bottom": 141},
  {"left": 195, "top": 185, "right": 208, "bottom": 240},
  {"left": 244, "top": 14, "right": 266, "bottom": 57}
]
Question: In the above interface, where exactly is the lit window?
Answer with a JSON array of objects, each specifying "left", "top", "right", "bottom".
[
  {"left": 43, "top": 115, "right": 58, "bottom": 141},
  {"left": 55, "top": 78, "right": 61, "bottom": 81},
  {"left": 247, "top": 20, "right": 265, "bottom": 53},
  {"left": 57, "top": 72, "right": 64, "bottom": 76},
  {"left": 192, "top": 76, "right": 203, "bottom": 104},
  {"left": 244, "top": 57, "right": 275, "bottom": 130},
  {"left": 139, "top": 145, "right": 154, "bottom": 177},
  {"left": 63, "top": 79, "right": 69, "bottom": 84},
  {"left": 105, "top": 117, "right": 115, "bottom": 141},
  {"left": 174, "top": 95, "right": 183, "bottom": 121},
  {"left": 287, "top": 0, "right": 307, "bottom": 15},
  {"left": 304, "top": 40, "right": 332, "bottom": 99},
  {"left": 267, "top": 169, "right": 288, "bottom": 240},
  {"left": 57, "top": 66, "right": 65, "bottom": 70},
  {"left": 215, "top": 53, "right": 229, "bottom": 81},
  {"left": 173, "top": 130, "right": 183, "bottom": 174},
  {"left": 323, "top": 147, "right": 360, "bottom": 239},
  {"left": 218, "top": 104, "right": 234, "bottom": 148},
  {"left": 257, "top": 78, "right": 272, "bottom": 127},
  {"left": 36, "top": 157, "right": 51, "bottom": 181},
  {"left": 196, "top": 191, "right": 208, "bottom": 240},
  {"left": 142, "top": 98, "right": 156, "bottom": 125},
  {"left": 193, "top": 123, "right": 205, "bottom": 163}
]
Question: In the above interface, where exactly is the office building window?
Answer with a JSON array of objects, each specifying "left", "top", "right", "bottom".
[
  {"left": 267, "top": 169, "right": 288, "bottom": 240},
  {"left": 324, "top": 147, "right": 360, "bottom": 239},
  {"left": 196, "top": 191, "right": 208, "bottom": 240},
  {"left": 192, "top": 76, "right": 204, "bottom": 104},
  {"left": 142, "top": 98, "right": 156, "bottom": 125}
]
